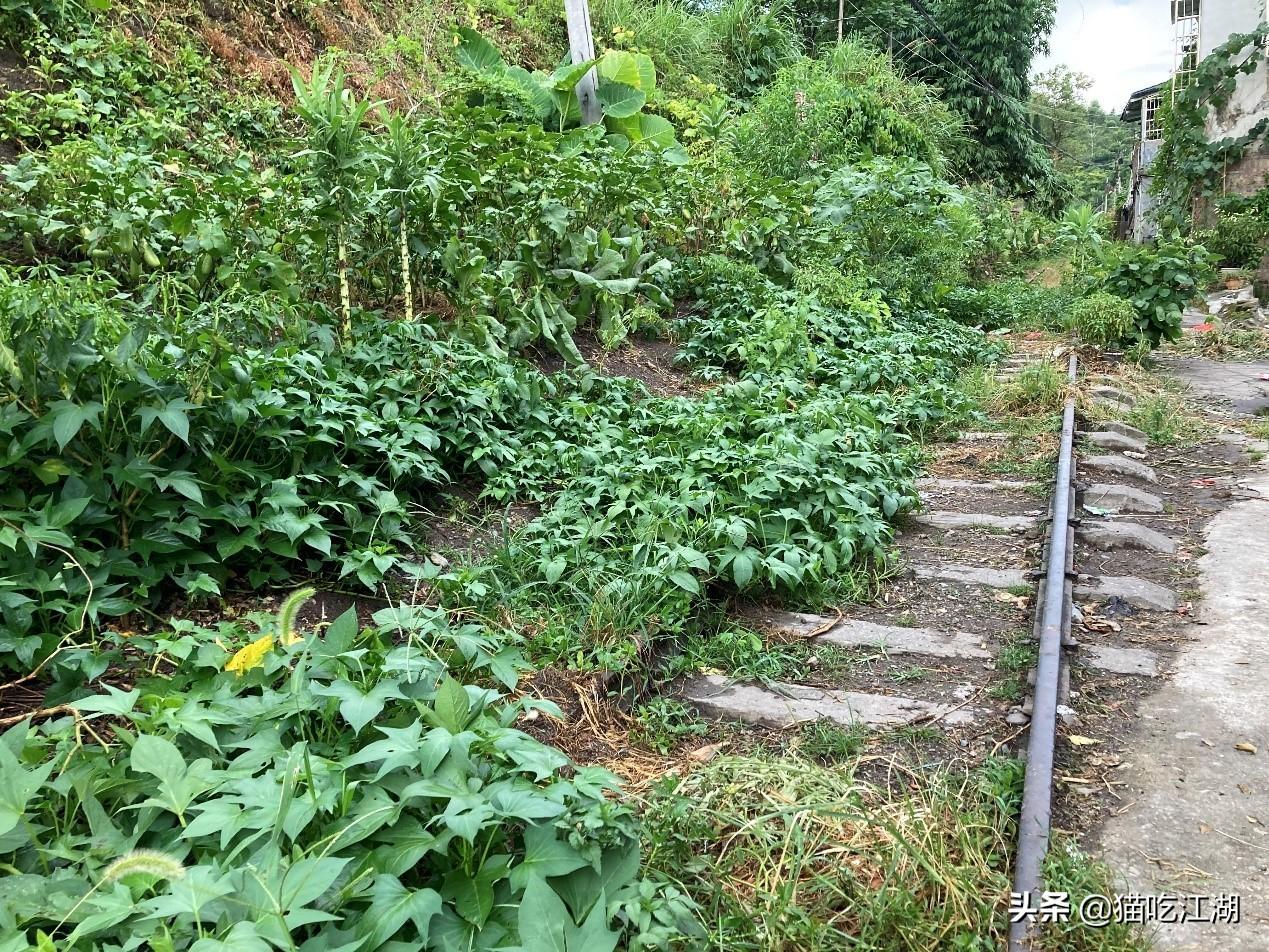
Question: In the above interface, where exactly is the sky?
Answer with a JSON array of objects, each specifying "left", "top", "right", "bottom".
[{"left": 1035, "top": 0, "right": 1174, "bottom": 112}]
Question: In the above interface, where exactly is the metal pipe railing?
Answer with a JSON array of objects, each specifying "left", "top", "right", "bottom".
[{"left": 1008, "top": 352, "right": 1079, "bottom": 950}]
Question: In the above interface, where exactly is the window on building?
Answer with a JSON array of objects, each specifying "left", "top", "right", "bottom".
[
  {"left": 1171, "top": 0, "right": 1200, "bottom": 99},
  {"left": 1170, "top": 0, "right": 1199, "bottom": 20},
  {"left": 1144, "top": 95, "right": 1162, "bottom": 141}
]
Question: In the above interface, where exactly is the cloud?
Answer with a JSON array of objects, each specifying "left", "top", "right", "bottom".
[{"left": 1036, "top": 0, "right": 1173, "bottom": 111}]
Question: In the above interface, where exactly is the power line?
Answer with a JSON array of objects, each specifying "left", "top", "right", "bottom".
[{"left": 834, "top": 6, "right": 1121, "bottom": 181}]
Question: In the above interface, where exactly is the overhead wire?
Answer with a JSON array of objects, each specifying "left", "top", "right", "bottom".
[{"left": 830, "top": 4, "right": 1123, "bottom": 188}]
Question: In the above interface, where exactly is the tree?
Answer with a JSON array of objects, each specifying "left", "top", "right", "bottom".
[
  {"left": 928, "top": 0, "right": 1056, "bottom": 191},
  {"left": 783, "top": 0, "right": 923, "bottom": 54},
  {"left": 1029, "top": 66, "right": 1133, "bottom": 208}
]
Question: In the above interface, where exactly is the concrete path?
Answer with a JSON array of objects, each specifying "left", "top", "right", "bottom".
[
  {"left": 1094, "top": 461, "right": 1269, "bottom": 949},
  {"left": 1154, "top": 358, "right": 1269, "bottom": 416}
]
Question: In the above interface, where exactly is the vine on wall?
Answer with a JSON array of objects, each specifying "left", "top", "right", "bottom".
[{"left": 1152, "top": 23, "right": 1269, "bottom": 228}]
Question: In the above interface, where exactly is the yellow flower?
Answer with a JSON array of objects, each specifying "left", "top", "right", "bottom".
[{"left": 225, "top": 634, "right": 275, "bottom": 676}]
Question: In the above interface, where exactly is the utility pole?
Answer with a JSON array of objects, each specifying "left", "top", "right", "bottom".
[
  {"left": 838, "top": 0, "right": 845, "bottom": 42},
  {"left": 563, "top": 0, "right": 601, "bottom": 125}
]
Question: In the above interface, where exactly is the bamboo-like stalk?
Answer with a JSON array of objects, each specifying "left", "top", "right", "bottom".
[
  {"left": 399, "top": 204, "right": 414, "bottom": 322},
  {"left": 337, "top": 225, "right": 351, "bottom": 338}
]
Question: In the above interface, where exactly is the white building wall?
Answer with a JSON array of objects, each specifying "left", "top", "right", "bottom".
[{"left": 1199, "top": 0, "right": 1269, "bottom": 141}]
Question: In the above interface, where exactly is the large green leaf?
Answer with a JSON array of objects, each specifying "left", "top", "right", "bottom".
[
  {"left": 0, "top": 729, "right": 54, "bottom": 839},
  {"left": 635, "top": 114, "right": 677, "bottom": 149},
  {"left": 632, "top": 52, "right": 656, "bottom": 93},
  {"left": 549, "top": 59, "right": 595, "bottom": 92},
  {"left": 596, "top": 50, "right": 641, "bottom": 89},
  {"left": 358, "top": 875, "right": 441, "bottom": 948},
  {"left": 517, "top": 877, "right": 620, "bottom": 952},
  {"left": 505, "top": 67, "right": 554, "bottom": 121},
  {"left": 596, "top": 81, "right": 645, "bottom": 120},
  {"left": 509, "top": 824, "right": 589, "bottom": 891},
  {"left": 454, "top": 27, "right": 504, "bottom": 74}
]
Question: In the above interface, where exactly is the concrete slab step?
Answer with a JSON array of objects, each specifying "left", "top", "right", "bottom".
[
  {"left": 1077, "top": 520, "right": 1177, "bottom": 554},
  {"left": 753, "top": 610, "right": 1156, "bottom": 679},
  {"left": 907, "top": 511, "right": 1040, "bottom": 533},
  {"left": 917, "top": 478, "right": 1040, "bottom": 491},
  {"left": 911, "top": 563, "right": 1031, "bottom": 589},
  {"left": 1083, "top": 454, "right": 1158, "bottom": 483},
  {"left": 679, "top": 674, "right": 980, "bottom": 728},
  {"left": 816, "top": 618, "right": 991, "bottom": 659},
  {"left": 1084, "top": 483, "right": 1165, "bottom": 514},
  {"left": 1084, "top": 430, "right": 1147, "bottom": 453},
  {"left": 1076, "top": 644, "right": 1161, "bottom": 677},
  {"left": 1074, "top": 574, "right": 1178, "bottom": 612},
  {"left": 1089, "top": 385, "right": 1136, "bottom": 408},
  {"left": 1095, "top": 420, "right": 1148, "bottom": 442}
]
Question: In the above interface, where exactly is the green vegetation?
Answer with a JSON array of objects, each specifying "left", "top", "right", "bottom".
[
  {"left": 0, "top": 594, "right": 696, "bottom": 950},
  {"left": 796, "top": 718, "right": 869, "bottom": 763},
  {"left": 640, "top": 754, "right": 1028, "bottom": 949},
  {"left": 1194, "top": 189, "right": 1269, "bottom": 270},
  {"left": 1152, "top": 23, "right": 1269, "bottom": 229},
  {"left": 633, "top": 697, "right": 708, "bottom": 754},
  {"left": 0, "top": 0, "right": 1160, "bottom": 947},
  {"left": 1068, "top": 292, "right": 1137, "bottom": 346}
]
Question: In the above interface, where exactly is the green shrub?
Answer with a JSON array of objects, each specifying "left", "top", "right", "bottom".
[
  {"left": 813, "top": 158, "right": 981, "bottom": 306},
  {"left": 591, "top": 0, "right": 727, "bottom": 95},
  {"left": 707, "top": 0, "right": 802, "bottom": 97},
  {"left": 0, "top": 279, "right": 542, "bottom": 668},
  {"left": 1068, "top": 291, "right": 1136, "bottom": 345},
  {"left": 1194, "top": 206, "right": 1269, "bottom": 270},
  {"left": 732, "top": 41, "right": 963, "bottom": 180},
  {"left": 942, "top": 279, "right": 1070, "bottom": 331},
  {"left": 1101, "top": 236, "right": 1214, "bottom": 346}
]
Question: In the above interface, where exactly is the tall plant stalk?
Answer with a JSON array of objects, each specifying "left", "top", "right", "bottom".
[
  {"left": 398, "top": 204, "right": 413, "bottom": 322},
  {"left": 378, "top": 110, "right": 439, "bottom": 323},
  {"left": 291, "top": 62, "right": 379, "bottom": 341}
]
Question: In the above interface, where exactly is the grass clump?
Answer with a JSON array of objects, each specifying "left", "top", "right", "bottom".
[
  {"left": 1069, "top": 292, "right": 1136, "bottom": 345},
  {"left": 640, "top": 754, "right": 1026, "bottom": 949},
  {"left": 796, "top": 719, "right": 869, "bottom": 763},
  {"left": 993, "top": 362, "right": 1068, "bottom": 416},
  {"left": 634, "top": 697, "right": 709, "bottom": 753},
  {"left": 1038, "top": 840, "right": 1150, "bottom": 951}
]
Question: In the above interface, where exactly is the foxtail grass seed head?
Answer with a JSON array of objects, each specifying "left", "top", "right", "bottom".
[
  {"left": 102, "top": 850, "right": 186, "bottom": 883},
  {"left": 276, "top": 586, "right": 316, "bottom": 646}
]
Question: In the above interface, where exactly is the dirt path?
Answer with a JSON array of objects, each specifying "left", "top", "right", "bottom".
[{"left": 1093, "top": 360, "right": 1269, "bottom": 949}]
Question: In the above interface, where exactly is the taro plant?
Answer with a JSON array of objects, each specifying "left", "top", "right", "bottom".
[
  {"left": 452, "top": 27, "right": 683, "bottom": 155},
  {"left": 292, "top": 62, "right": 380, "bottom": 338}
]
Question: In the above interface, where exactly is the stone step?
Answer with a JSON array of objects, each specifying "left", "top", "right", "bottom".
[
  {"left": 1077, "top": 520, "right": 1177, "bottom": 554},
  {"left": 911, "top": 563, "right": 1031, "bottom": 589},
  {"left": 1089, "top": 385, "right": 1136, "bottom": 408},
  {"left": 1084, "top": 483, "right": 1164, "bottom": 514},
  {"left": 1076, "top": 644, "right": 1161, "bottom": 677},
  {"left": 1073, "top": 574, "right": 1178, "bottom": 612},
  {"left": 917, "top": 478, "right": 1040, "bottom": 491},
  {"left": 1084, "top": 430, "right": 1147, "bottom": 453},
  {"left": 1083, "top": 454, "right": 1158, "bottom": 483},
  {"left": 907, "top": 511, "right": 1039, "bottom": 533},
  {"left": 1094, "top": 420, "right": 1148, "bottom": 442},
  {"left": 679, "top": 674, "right": 980, "bottom": 728},
  {"left": 749, "top": 610, "right": 1158, "bottom": 677},
  {"left": 816, "top": 618, "right": 990, "bottom": 659}
]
